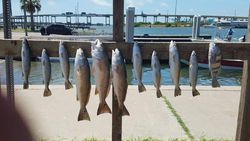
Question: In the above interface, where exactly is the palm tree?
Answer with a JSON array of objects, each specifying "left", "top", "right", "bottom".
[{"left": 20, "top": 0, "right": 41, "bottom": 31}]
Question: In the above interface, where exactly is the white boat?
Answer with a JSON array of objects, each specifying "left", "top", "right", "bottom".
[{"left": 181, "top": 59, "right": 243, "bottom": 70}]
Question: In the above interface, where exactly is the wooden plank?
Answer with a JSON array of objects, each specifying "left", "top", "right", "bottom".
[
  {"left": 235, "top": 60, "right": 250, "bottom": 141},
  {"left": 112, "top": 86, "right": 122, "bottom": 141},
  {"left": 113, "top": 0, "right": 124, "bottom": 42},
  {"left": 235, "top": 4, "right": 250, "bottom": 141},
  {"left": 0, "top": 39, "right": 250, "bottom": 60}
]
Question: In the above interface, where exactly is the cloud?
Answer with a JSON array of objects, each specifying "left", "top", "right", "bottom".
[
  {"left": 47, "top": 0, "right": 56, "bottom": 6},
  {"left": 160, "top": 2, "right": 168, "bottom": 7},
  {"left": 125, "top": 0, "right": 147, "bottom": 8},
  {"left": 91, "top": 0, "right": 111, "bottom": 7}
]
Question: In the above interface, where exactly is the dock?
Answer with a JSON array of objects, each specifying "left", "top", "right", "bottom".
[{"left": 0, "top": 85, "right": 240, "bottom": 140}]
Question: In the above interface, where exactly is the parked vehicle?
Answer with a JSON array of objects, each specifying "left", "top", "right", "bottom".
[{"left": 40, "top": 24, "right": 72, "bottom": 35}]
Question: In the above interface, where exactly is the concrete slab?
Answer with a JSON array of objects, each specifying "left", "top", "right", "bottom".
[
  {"left": 3, "top": 85, "right": 187, "bottom": 141},
  {"left": 162, "top": 86, "right": 240, "bottom": 140}
]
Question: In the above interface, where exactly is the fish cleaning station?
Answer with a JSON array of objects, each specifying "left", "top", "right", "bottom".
[{"left": 1, "top": 0, "right": 250, "bottom": 141}]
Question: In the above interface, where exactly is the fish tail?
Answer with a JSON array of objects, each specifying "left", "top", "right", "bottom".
[
  {"left": 138, "top": 83, "right": 146, "bottom": 93},
  {"left": 122, "top": 105, "right": 130, "bottom": 116},
  {"left": 192, "top": 88, "right": 200, "bottom": 97},
  {"left": 23, "top": 81, "right": 29, "bottom": 89},
  {"left": 43, "top": 87, "right": 52, "bottom": 97},
  {"left": 65, "top": 80, "right": 73, "bottom": 90},
  {"left": 97, "top": 101, "right": 111, "bottom": 115},
  {"left": 156, "top": 89, "right": 162, "bottom": 98},
  {"left": 212, "top": 78, "right": 220, "bottom": 88},
  {"left": 78, "top": 107, "right": 90, "bottom": 121},
  {"left": 174, "top": 86, "right": 181, "bottom": 97}
]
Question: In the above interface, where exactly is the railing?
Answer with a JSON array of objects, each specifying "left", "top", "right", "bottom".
[{"left": 0, "top": 39, "right": 250, "bottom": 141}]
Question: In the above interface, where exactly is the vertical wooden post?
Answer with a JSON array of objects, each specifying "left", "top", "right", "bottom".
[
  {"left": 112, "top": 1, "right": 124, "bottom": 141},
  {"left": 112, "top": 86, "right": 122, "bottom": 141},
  {"left": 235, "top": 4, "right": 250, "bottom": 141},
  {"left": 235, "top": 60, "right": 250, "bottom": 141},
  {"left": 113, "top": 0, "right": 124, "bottom": 42}
]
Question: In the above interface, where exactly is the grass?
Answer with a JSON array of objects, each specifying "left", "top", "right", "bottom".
[
  {"left": 40, "top": 137, "right": 233, "bottom": 141},
  {"left": 161, "top": 96, "right": 195, "bottom": 141}
]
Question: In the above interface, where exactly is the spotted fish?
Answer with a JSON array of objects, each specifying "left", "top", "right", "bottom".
[
  {"left": 169, "top": 41, "right": 181, "bottom": 97},
  {"left": 208, "top": 42, "right": 221, "bottom": 87},
  {"left": 189, "top": 51, "right": 200, "bottom": 96}
]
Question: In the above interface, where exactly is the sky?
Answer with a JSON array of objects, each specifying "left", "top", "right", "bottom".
[{"left": 0, "top": 0, "right": 249, "bottom": 16}]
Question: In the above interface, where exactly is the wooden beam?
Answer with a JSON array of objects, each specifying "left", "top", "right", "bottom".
[
  {"left": 113, "top": 0, "right": 124, "bottom": 42},
  {"left": 236, "top": 60, "right": 250, "bottom": 141},
  {"left": 112, "top": 87, "right": 122, "bottom": 141},
  {"left": 235, "top": 4, "right": 250, "bottom": 141},
  {"left": 1, "top": 40, "right": 250, "bottom": 60}
]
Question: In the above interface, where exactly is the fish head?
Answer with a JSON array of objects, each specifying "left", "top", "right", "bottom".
[
  {"left": 209, "top": 42, "right": 216, "bottom": 48},
  {"left": 41, "top": 48, "right": 48, "bottom": 57},
  {"left": 91, "top": 39, "right": 104, "bottom": 52},
  {"left": 59, "top": 40, "right": 64, "bottom": 46},
  {"left": 169, "top": 40, "right": 176, "bottom": 48},
  {"left": 22, "top": 38, "right": 29, "bottom": 46},
  {"left": 191, "top": 50, "right": 196, "bottom": 56},
  {"left": 152, "top": 50, "right": 157, "bottom": 56},
  {"left": 112, "top": 48, "right": 122, "bottom": 65},
  {"left": 76, "top": 48, "right": 86, "bottom": 59}
]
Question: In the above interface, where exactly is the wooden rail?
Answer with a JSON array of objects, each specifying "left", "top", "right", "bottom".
[{"left": 0, "top": 39, "right": 250, "bottom": 61}]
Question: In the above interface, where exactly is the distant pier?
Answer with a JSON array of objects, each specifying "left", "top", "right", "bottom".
[{"left": 0, "top": 13, "right": 247, "bottom": 29}]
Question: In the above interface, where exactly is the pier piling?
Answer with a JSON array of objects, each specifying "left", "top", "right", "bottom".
[{"left": 125, "top": 7, "right": 135, "bottom": 43}]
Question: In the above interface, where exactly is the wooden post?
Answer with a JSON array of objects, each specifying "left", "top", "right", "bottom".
[
  {"left": 113, "top": 0, "right": 124, "bottom": 42},
  {"left": 112, "top": 86, "right": 122, "bottom": 141},
  {"left": 235, "top": 4, "right": 250, "bottom": 141},
  {"left": 112, "top": 1, "right": 124, "bottom": 141}
]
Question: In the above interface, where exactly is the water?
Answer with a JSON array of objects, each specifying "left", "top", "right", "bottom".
[
  {"left": 0, "top": 60, "right": 242, "bottom": 86},
  {"left": 93, "top": 26, "right": 247, "bottom": 41},
  {"left": 0, "top": 27, "right": 245, "bottom": 86}
]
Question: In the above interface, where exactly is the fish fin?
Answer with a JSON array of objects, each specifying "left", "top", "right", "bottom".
[
  {"left": 65, "top": 80, "right": 73, "bottom": 90},
  {"left": 174, "top": 86, "right": 181, "bottom": 97},
  {"left": 23, "top": 81, "right": 29, "bottom": 89},
  {"left": 78, "top": 107, "right": 90, "bottom": 121},
  {"left": 156, "top": 89, "right": 162, "bottom": 98},
  {"left": 122, "top": 105, "right": 130, "bottom": 116},
  {"left": 43, "top": 88, "right": 52, "bottom": 97},
  {"left": 95, "top": 87, "right": 99, "bottom": 95},
  {"left": 212, "top": 78, "right": 220, "bottom": 88},
  {"left": 138, "top": 83, "right": 146, "bottom": 93},
  {"left": 192, "top": 89, "right": 200, "bottom": 97},
  {"left": 97, "top": 101, "right": 111, "bottom": 115}
]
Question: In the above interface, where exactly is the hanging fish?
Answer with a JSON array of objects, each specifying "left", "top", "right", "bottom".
[
  {"left": 21, "top": 38, "right": 31, "bottom": 89},
  {"left": 91, "top": 39, "right": 111, "bottom": 115},
  {"left": 41, "top": 49, "right": 52, "bottom": 97},
  {"left": 189, "top": 51, "right": 200, "bottom": 96},
  {"left": 208, "top": 42, "right": 221, "bottom": 87},
  {"left": 74, "top": 48, "right": 91, "bottom": 121},
  {"left": 169, "top": 41, "right": 181, "bottom": 97},
  {"left": 111, "top": 48, "right": 129, "bottom": 116},
  {"left": 59, "top": 41, "right": 73, "bottom": 90},
  {"left": 151, "top": 51, "right": 162, "bottom": 98},
  {"left": 132, "top": 42, "right": 146, "bottom": 93}
]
